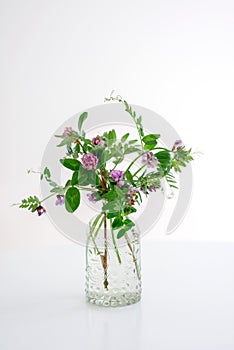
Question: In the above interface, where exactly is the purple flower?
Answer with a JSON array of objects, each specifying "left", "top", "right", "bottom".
[
  {"left": 92, "top": 136, "right": 105, "bottom": 147},
  {"left": 126, "top": 186, "right": 138, "bottom": 206},
  {"left": 36, "top": 205, "right": 46, "bottom": 216},
  {"left": 81, "top": 152, "right": 99, "bottom": 170},
  {"left": 110, "top": 170, "right": 125, "bottom": 187},
  {"left": 117, "top": 180, "right": 124, "bottom": 188},
  {"left": 62, "top": 127, "right": 73, "bottom": 136},
  {"left": 172, "top": 140, "right": 183, "bottom": 151},
  {"left": 142, "top": 152, "right": 159, "bottom": 168},
  {"left": 111, "top": 170, "right": 124, "bottom": 181},
  {"left": 86, "top": 193, "right": 97, "bottom": 202},
  {"left": 55, "top": 195, "right": 65, "bottom": 206}
]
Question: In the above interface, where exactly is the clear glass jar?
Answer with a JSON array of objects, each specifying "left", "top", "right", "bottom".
[{"left": 85, "top": 213, "right": 141, "bottom": 307}]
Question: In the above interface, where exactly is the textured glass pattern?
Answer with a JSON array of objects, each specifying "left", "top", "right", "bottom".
[{"left": 85, "top": 217, "right": 141, "bottom": 307}]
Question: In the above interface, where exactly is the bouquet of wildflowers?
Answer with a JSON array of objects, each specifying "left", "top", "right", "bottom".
[{"left": 18, "top": 96, "right": 193, "bottom": 289}]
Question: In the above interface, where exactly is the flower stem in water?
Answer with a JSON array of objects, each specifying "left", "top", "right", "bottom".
[
  {"left": 125, "top": 232, "right": 141, "bottom": 281},
  {"left": 102, "top": 212, "right": 109, "bottom": 289}
]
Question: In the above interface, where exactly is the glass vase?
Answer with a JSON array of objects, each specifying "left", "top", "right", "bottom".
[{"left": 85, "top": 213, "right": 141, "bottom": 307}]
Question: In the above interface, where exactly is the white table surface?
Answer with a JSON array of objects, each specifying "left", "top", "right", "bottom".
[{"left": 1, "top": 240, "right": 234, "bottom": 350}]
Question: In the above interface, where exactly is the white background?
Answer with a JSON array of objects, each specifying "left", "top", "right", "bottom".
[{"left": 1, "top": 0, "right": 234, "bottom": 251}]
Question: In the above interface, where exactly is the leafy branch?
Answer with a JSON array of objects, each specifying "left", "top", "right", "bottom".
[
  {"left": 104, "top": 93, "right": 145, "bottom": 149},
  {"left": 172, "top": 147, "right": 193, "bottom": 172},
  {"left": 41, "top": 167, "right": 64, "bottom": 194},
  {"left": 122, "top": 100, "right": 144, "bottom": 149},
  {"left": 165, "top": 172, "right": 178, "bottom": 190},
  {"left": 19, "top": 196, "right": 41, "bottom": 212}
]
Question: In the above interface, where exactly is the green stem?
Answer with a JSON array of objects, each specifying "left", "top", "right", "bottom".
[
  {"left": 155, "top": 147, "right": 173, "bottom": 152},
  {"left": 124, "top": 232, "right": 141, "bottom": 281},
  {"left": 103, "top": 212, "right": 109, "bottom": 289},
  {"left": 76, "top": 185, "right": 96, "bottom": 192},
  {"left": 123, "top": 103, "right": 144, "bottom": 150},
  {"left": 77, "top": 139, "right": 87, "bottom": 154},
  {"left": 104, "top": 95, "right": 144, "bottom": 150},
  {"left": 88, "top": 213, "right": 103, "bottom": 255},
  {"left": 110, "top": 218, "right": 122, "bottom": 264},
  {"left": 40, "top": 185, "right": 96, "bottom": 205},
  {"left": 27, "top": 169, "right": 41, "bottom": 175},
  {"left": 94, "top": 216, "right": 104, "bottom": 239},
  {"left": 125, "top": 150, "right": 149, "bottom": 174},
  {"left": 110, "top": 158, "right": 122, "bottom": 172},
  {"left": 132, "top": 163, "right": 147, "bottom": 178},
  {"left": 89, "top": 235, "right": 100, "bottom": 255},
  {"left": 40, "top": 193, "right": 55, "bottom": 203}
]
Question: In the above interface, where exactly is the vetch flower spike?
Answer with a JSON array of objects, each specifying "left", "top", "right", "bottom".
[
  {"left": 110, "top": 170, "right": 125, "bottom": 188},
  {"left": 141, "top": 152, "right": 159, "bottom": 168},
  {"left": 62, "top": 127, "right": 73, "bottom": 136},
  {"left": 172, "top": 140, "right": 183, "bottom": 151},
  {"left": 87, "top": 193, "right": 97, "bottom": 202},
  {"left": 55, "top": 195, "right": 65, "bottom": 206}
]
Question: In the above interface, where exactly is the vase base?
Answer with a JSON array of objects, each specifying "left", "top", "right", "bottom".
[{"left": 86, "top": 292, "right": 141, "bottom": 307}]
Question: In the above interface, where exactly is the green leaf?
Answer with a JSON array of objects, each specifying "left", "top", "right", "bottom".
[
  {"left": 137, "top": 116, "right": 142, "bottom": 124},
  {"left": 65, "top": 187, "right": 80, "bottom": 213},
  {"left": 117, "top": 228, "right": 126, "bottom": 239},
  {"left": 102, "top": 200, "right": 122, "bottom": 213},
  {"left": 103, "top": 150, "right": 113, "bottom": 162},
  {"left": 71, "top": 171, "right": 78, "bottom": 186},
  {"left": 125, "top": 170, "right": 134, "bottom": 184},
  {"left": 123, "top": 206, "right": 137, "bottom": 215},
  {"left": 129, "top": 139, "right": 138, "bottom": 144},
  {"left": 142, "top": 134, "right": 160, "bottom": 145},
  {"left": 83, "top": 138, "right": 93, "bottom": 145},
  {"left": 102, "top": 190, "right": 118, "bottom": 201},
  {"left": 92, "top": 148, "right": 104, "bottom": 168},
  {"left": 168, "top": 184, "right": 178, "bottom": 189},
  {"left": 143, "top": 134, "right": 160, "bottom": 143},
  {"left": 60, "top": 158, "right": 81, "bottom": 171},
  {"left": 57, "top": 138, "right": 71, "bottom": 147},
  {"left": 116, "top": 217, "right": 135, "bottom": 238},
  {"left": 123, "top": 219, "right": 135, "bottom": 228},
  {"left": 113, "top": 185, "right": 127, "bottom": 196},
  {"left": 155, "top": 151, "right": 171, "bottom": 174},
  {"left": 78, "top": 167, "right": 97, "bottom": 186},
  {"left": 124, "top": 147, "right": 140, "bottom": 154},
  {"left": 65, "top": 179, "right": 71, "bottom": 187},
  {"left": 78, "top": 112, "right": 88, "bottom": 132},
  {"left": 113, "top": 157, "right": 124, "bottom": 165},
  {"left": 139, "top": 127, "right": 144, "bottom": 137},
  {"left": 82, "top": 143, "right": 90, "bottom": 154},
  {"left": 108, "top": 129, "right": 117, "bottom": 145},
  {"left": 156, "top": 151, "right": 171, "bottom": 163},
  {"left": 144, "top": 143, "right": 157, "bottom": 150},
  {"left": 50, "top": 186, "right": 64, "bottom": 194},
  {"left": 18, "top": 195, "right": 41, "bottom": 212},
  {"left": 43, "top": 167, "right": 51, "bottom": 178},
  {"left": 107, "top": 212, "right": 119, "bottom": 219},
  {"left": 73, "top": 143, "right": 80, "bottom": 156},
  {"left": 112, "top": 216, "right": 123, "bottom": 229},
  {"left": 121, "top": 133, "right": 130, "bottom": 143},
  {"left": 112, "top": 129, "right": 117, "bottom": 141}
]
